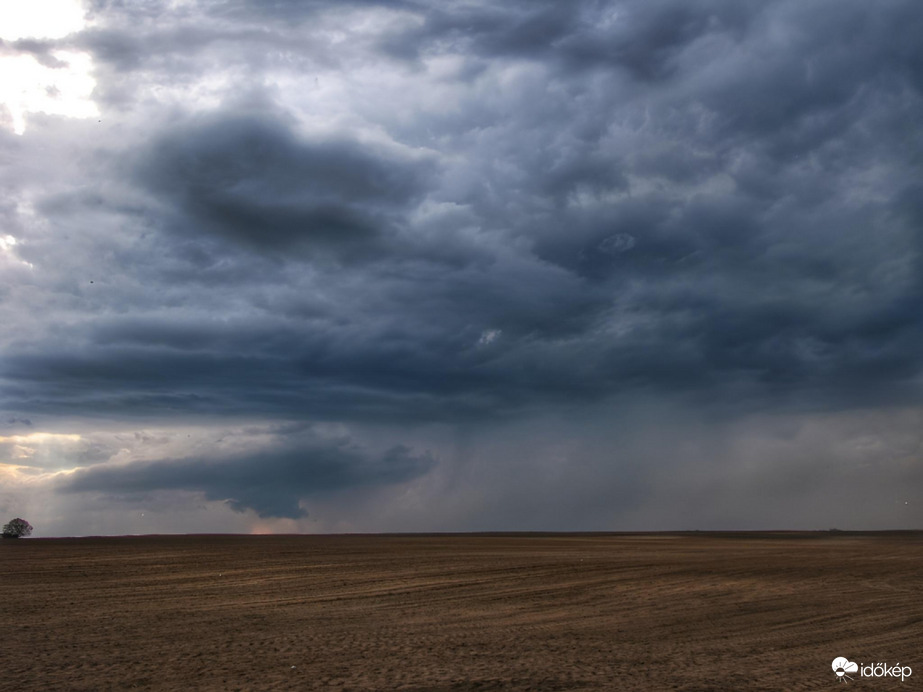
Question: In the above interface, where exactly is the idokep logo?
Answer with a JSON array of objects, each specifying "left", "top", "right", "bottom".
[
  {"left": 832, "top": 657, "right": 858, "bottom": 682},
  {"left": 832, "top": 657, "right": 912, "bottom": 683}
]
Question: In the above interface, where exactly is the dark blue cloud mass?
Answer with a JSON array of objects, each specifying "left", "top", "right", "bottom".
[
  {"left": 63, "top": 434, "right": 434, "bottom": 518},
  {"left": 1, "top": 0, "right": 922, "bottom": 529}
]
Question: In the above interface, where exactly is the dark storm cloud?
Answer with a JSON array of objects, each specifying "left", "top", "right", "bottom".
[
  {"left": 381, "top": 0, "right": 759, "bottom": 80},
  {"left": 3, "top": 0, "right": 923, "bottom": 426},
  {"left": 3, "top": 0, "right": 923, "bottom": 533},
  {"left": 1, "top": 289, "right": 606, "bottom": 422},
  {"left": 62, "top": 434, "right": 434, "bottom": 518},
  {"left": 134, "top": 111, "right": 434, "bottom": 256}
]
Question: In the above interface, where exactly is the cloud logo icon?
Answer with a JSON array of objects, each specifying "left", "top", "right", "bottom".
[{"left": 832, "top": 657, "right": 859, "bottom": 680}]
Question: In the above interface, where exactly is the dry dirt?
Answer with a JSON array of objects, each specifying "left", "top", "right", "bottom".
[{"left": 0, "top": 532, "right": 920, "bottom": 691}]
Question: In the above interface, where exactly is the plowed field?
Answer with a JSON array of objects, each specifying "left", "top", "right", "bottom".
[{"left": 1, "top": 533, "right": 920, "bottom": 690}]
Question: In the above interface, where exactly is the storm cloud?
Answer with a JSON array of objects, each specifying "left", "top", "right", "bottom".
[
  {"left": 0, "top": 0, "right": 921, "bottom": 533},
  {"left": 63, "top": 432, "right": 434, "bottom": 518},
  {"left": 135, "top": 111, "right": 434, "bottom": 256}
]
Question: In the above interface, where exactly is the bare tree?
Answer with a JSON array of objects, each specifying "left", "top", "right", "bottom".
[{"left": 2, "top": 518, "right": 33, "bottom": 539}]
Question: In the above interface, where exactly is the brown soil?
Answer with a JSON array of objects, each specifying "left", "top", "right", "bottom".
[{"left": 1, "top": 532, "right": 920, "bottom": 691}]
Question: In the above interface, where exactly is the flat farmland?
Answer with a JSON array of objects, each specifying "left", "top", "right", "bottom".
[{"left": 1, "top": 533, "right": 920, "bottom": 691}]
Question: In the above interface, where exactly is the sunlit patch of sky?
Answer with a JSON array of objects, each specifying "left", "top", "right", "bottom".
[{"left": 0, "top": 0, "right": 99, "bottom": 134}]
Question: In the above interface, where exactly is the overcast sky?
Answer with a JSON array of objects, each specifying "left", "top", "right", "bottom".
[{"left": 1, "top": 0, "right": 921, "bottom": 535}]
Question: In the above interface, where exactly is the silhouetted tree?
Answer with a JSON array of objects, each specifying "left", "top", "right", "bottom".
[{"left": 2, "top": 518, "right": 32, "bottom": 539}]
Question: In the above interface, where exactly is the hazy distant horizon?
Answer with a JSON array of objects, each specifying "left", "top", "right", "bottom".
[
  {"left": 16, "top": 529, "right": 923, "bottom": 541},
  {"left": 1, "top": 0, "right": 921, "bottom": 536}
]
